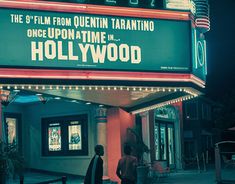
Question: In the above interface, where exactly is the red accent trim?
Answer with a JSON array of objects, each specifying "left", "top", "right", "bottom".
[
  {"left": 0, "top": 68, "right": 205, "bottom": 86},
  {"left": 0, "top": 0, "right": 191, "bottom": 20}
]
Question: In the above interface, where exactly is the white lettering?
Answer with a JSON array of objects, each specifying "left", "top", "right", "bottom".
[
  {"left": 119, "top": 44, "right": 130, "bottom": 62},
  {"left": 68, "top": 42, "right": 78, "bottom": 60},
  {"left": 107, "top": 43, "right": 118, "bottom": 62},
  {"left": 31, "top": 41, "right": 142, "bottom": 64},
  {"left": 131, "top": 46, "right": 141, "bottom": 64},
  {"left": 78, "top": 43, "right": 90, "bottom": 62},
  {"left": 31, "top": 41, "right": 43, "bottom": 61},
  {"left": 45, "top": 40, "right": 56, "bottom": 60},
  {"left": 58, "top": 41, "right": 68, "bottom": 60},
  {"left": 90, "top": 45, "right": 107, "bottom": 63}
]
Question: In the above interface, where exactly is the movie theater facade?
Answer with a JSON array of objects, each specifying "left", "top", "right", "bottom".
[{"left": 0, "top": 0, "right": 209, "bottom": 181}]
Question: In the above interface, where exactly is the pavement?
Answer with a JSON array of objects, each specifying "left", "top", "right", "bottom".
[{"left": 6, "top": 167, "right": 235, "bottom": 184}]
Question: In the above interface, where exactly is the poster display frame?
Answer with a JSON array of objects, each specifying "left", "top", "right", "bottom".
[{"left": 41, "top": 114, "right": 88, "bottom": 156}]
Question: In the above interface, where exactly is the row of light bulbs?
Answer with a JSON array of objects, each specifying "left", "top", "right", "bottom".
[
  {"left": 0, "top": 85, "right": 199, "bottom": 111},
  {"left": 131, "top": 94, "right": 197, "bottom": 114},
  {"left": 0, "top": 84, "right": 199, "bottom": 96}
]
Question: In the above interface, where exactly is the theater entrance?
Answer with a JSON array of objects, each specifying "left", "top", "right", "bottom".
[{"left": 154, "top": 120, "right": 175, "bottom": 168}]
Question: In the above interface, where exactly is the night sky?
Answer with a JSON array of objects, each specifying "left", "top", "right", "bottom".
[{"left": 206, "top": 0, "right": 235, "bottom": 100}]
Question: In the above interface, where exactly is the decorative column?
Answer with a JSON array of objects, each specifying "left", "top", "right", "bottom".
[
  {"left": 95, "top": 107, "right": 108, "bottom": 177},
  {"left": 0, "top": 100, "right": 3, "bottom": 142},
  {"left": 0, "top": 90, "right": 10, "bottom": 143},
  {"left": 139, "top": 112, "right": 151, "bottom": 164}
]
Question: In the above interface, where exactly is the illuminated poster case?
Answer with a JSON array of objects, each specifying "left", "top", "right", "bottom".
[
  {"left": 4, "top": 113, "right": 22, "bottom": 150},
  {"left": 41, "top": 114, "right": 88, "bottom": 156}
]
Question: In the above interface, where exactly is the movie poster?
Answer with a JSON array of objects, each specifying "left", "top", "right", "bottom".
[
  {"left": 68, "top": 122, "right": 82, "bottom": 150},
  {"left": 6, "top": 118, "right": 17, "bottom": 145},
  {"left": 48, "top": 126, "right": 61, "bottom": 151}
]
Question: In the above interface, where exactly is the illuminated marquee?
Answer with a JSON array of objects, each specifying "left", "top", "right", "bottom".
[{"left": 0, "top": 8, "right": 192, "bottom": 72}]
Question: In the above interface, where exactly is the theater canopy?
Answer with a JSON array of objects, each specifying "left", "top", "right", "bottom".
[{"left": 0, "top": 1, "right": 206, "bottom": 113}]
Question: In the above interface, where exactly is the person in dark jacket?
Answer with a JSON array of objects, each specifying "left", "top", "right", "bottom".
[{"left": 84, "top": 145, "right": 104, "bottom": 184}]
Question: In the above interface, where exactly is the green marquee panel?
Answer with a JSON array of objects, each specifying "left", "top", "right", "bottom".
[{"left": 0, "top": 8, "right": 192, "bottom": 72}]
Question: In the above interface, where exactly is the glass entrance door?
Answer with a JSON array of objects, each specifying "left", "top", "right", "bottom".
[
  {"left": 160, "top": 124, "right": 167, "bottom": 160},
  {"left": 154, "top": 121, "right": 175, "bottom": 167},
  {"left": 167, "top": 124, "right": 174, "bottom": 165}
]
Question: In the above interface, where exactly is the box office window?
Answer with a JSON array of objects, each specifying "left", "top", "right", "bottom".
[{"left": 42, "top": 114, "right": 88, "bottom": 156}]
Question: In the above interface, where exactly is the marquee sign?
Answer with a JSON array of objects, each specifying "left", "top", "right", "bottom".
[
  {"left": 192, "top": 29, "right": 207, "bottom": 81},
  {"left": 42, "top": 0, "right": 195, "bottom": 12},
  {"left": 45, "top": 0, "right": 162, "bottom": 9},
  {"left": 0, "top": 8, "right": 192, "bottom": 72}
]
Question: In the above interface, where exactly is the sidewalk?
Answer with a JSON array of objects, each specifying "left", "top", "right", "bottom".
[
  {"left": 159, "top": 170, "right": 216, "bottom": 184},
  {"left": 154, "top": 168, "right": 235, "bottom": 184},
  {"left": 6, "top": 167, "right": 235, "bottom": 184}
]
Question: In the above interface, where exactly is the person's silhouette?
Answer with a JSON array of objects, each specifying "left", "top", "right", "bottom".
[
  {"left": 116, "top": 144, "right": 138, "bottom": 184},
  {"left": 84, "top": 145, "right": 104, "bottom": 184}
]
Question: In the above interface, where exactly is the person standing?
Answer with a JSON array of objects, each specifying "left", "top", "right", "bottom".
[
  {"left": 84, "top": 145, "right": 104, "bottom": 184},
  {"left": 116, "top": 144, "right": 138, "bottom": 184}
]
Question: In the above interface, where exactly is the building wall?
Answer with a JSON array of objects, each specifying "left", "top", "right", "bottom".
[
  {"left": 4, "top": 102, "right": 135, "bottom": 179},
  {"left": 6, "top": 101, "right": 96, "bottom": 176},
  {"left": 107, "top": 108, "right": 134, "bottom": 182},
  {"left": 183, "top": 97, "right": 215, "bottom": 165},
  {"left": 173, "top": 102, "right": 184, "bottom": 169}
]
